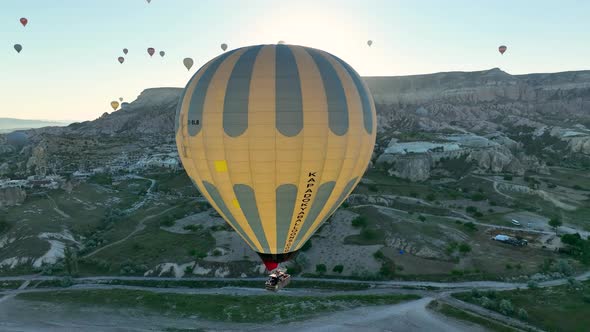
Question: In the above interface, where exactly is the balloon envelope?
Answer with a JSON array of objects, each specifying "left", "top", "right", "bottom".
[
  {"left": 175, "top": 44, "right": 376, "bottom": 269},
  {"left": 118, "top": 56, "right": 125, "bottom": 64},
  {"left": 123, "top": 48, "right": 128, "bottom": 55},
  {"left": 183, "top": 57, "right": 194, "bottom": 71},
  {"left": 147, "top": 47, "right": 155, "bottom": 56},
  {"left": 221, "top": 43, "right": 228, "bottom": 51},
  {"left": 278, "top": 40, "right": 286, "bottom": 44},
  {"left": 110, "top": 101, "right": 119, "bottom": 110},
  {"left": 159, "top": 51, "right": 165, "bottom": 57},
  {"left": 119, "top": 97, "right": 123, "bottom": 102},
  {"left": 20, "top": 18, "right": 28, "bottom": 27},
  {"left": 367, "top": 40, "right": 373, "bottom": 46},
  {"left": 14, "top": 44, "right": 22, "bottom": 53},
  {"left": 499, "top": 45, "right": 507, "bottom": 54}
]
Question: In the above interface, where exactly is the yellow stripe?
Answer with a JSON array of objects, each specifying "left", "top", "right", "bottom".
[
  {"left": 186, "top": 48, "right": 264, "bottom": 252},
  {"left": 294, "top": 50, "right": 369, "bottom": 247},
  {"left": 280, "top": 45, "right": 330, "bottom": 251}
]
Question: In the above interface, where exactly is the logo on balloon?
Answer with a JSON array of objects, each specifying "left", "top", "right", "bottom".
[{"left": 284, "top": 172, "right": 317, "bottom": 252}]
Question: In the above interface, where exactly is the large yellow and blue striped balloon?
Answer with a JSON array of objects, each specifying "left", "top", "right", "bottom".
[{"left": 175, "top": 44, "right": 376, "bottom": 269}]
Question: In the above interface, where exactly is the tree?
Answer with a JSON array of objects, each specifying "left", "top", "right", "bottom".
[
  {"left": 418, "top": 215, "right": 426, "bottom": 222},
  {"left": 548, "top": 217, "right": 562, "bottom": 234},
  {"left": 315, "top": 264, "right": 327, "bottom": 274},
  {"left": 518, "top": 308, "right": 529, "bottom": 320},
  {"left": 499, "top": 299, "right": 514, "bottom": 316}
]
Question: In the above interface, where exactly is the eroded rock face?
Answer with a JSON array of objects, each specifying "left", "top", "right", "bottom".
[
  {"left": 0, "top": 187, "right": 26, "bottom": 207},
  {"left": 386, "top": 155, "right": 432, "bottom": 182},
  {"left": 568, "top": 136, "right": 590, "bottom": 155}
]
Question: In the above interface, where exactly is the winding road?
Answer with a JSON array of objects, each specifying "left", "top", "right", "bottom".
[{"left": 0, "top": 271, "right": 588, "bottom": 331}]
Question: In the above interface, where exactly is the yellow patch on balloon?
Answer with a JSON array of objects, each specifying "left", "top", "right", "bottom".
[
  {"left": 232, "top": 199, "right": 240, "bottom": 208},
  {"left": 214, "top": 160, "right": 228, "bottom": 172}
]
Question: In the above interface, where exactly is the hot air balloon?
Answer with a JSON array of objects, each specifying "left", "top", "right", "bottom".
[
  {"left": 123, "top": 48, "right": 128, "bottom": 55},
  {"left": 118, "top": 56, "right": 125, "bottom": 64},
  {"left": 147, "top": 47, "right": 155, "bottom": 57},
  {"left": 20, "top": 18, "right": 28, "bottom": 27},
  {"left": 278, "top": 40, "right": 286, "bottom": 45},
  {"left": 183, "top": 57, "right": 194, "bottom": 71},
  {"left": 175, "top": 44, "right": 376, "bottom": 272},
  {"left": 159, "top": 51, "right": 165, "bottom": 57},
  {"left": 498, "top": 45, "right": 507, "bottom": 55},
  {"left": 14, "top": 44, "right": 22, "bottom": 53},
  {"left": 146, "top": 0, "right": 152, "bottom": 3},
  {"left": 221, "top": 43, "right": 228, "bottom": 51},
  {"left": 367, "top": 40, "right": 373, "bottom": 47},
  {"left": 110, "top": 101, "right": 119, "bottom": 110},
  {"left": 119, "top": 97, "right": 124, "bottom": 102}
]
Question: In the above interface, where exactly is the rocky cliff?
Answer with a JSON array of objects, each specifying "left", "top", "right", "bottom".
[{"left": 2, "top": 69, "right": 588, "bottom": 179}]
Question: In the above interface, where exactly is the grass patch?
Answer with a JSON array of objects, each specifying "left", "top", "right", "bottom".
[
  {"left": 428, "top": 300, "right": 519, "bottom": 332},
  {"left": 17, "top": 290, "right": 420, "bottom": 323},
  {"left": 93, "top": 279, "right": 371, "bottom": 291},
  {"left": 0, "top": 280, "right": 22, "bottom": 290},
  {"left": 453, "top": 281, "right": 590, "bottom": 332}
]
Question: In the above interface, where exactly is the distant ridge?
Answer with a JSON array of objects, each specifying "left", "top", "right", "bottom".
[{"left": 0, "top": 118, "right": 70, "bottom": 133}]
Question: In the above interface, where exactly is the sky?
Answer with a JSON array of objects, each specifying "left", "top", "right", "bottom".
[{"left": 1, "top": 0, "right": 589, "bottom": 122}]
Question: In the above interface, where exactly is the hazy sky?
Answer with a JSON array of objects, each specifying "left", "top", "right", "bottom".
[{"left": 1, "top": 0, "right": 589, "bottom": 121}]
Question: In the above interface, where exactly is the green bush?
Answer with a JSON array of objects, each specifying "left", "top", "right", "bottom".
[
  {"left": 499, "top": 299, "right": 514, "bottom": 316},
  {"left": 418, "top": 215, "right": 426, "bottom": 222},
  {"left": 463, "top": 222, "right": 477, "bottom": 232},
  {"left": 373, "top": 250, "right": 384, "bottom": 260},
  {"left": 458, "top": 243, "right": 471, "bottom": 254},
  {"left": 315, "top": 264, "right": 327, "bottom": 274},
  {"left": 332, "top": 265, "right": 344, "bottom": 273}
]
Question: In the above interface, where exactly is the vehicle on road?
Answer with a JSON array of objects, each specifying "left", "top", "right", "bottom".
[{"left": 511, "top": 219, "right": 521, "bottom": 226}]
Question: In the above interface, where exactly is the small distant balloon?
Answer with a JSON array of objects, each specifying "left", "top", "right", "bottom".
[
  {"left": 118, "top": 56, "right": 125, "bottom": 64},
  {"left": 498, "top": 45, "right": 507, "bottom": 55},
  {"left": 278, "top": 40, "right": 286, "bottom": 44},
  {"left": 159, "top": 50, "right": 165, "bottom": 57},
  {"left": 123, "top": 48, "right": 128, "bottom": 55},
  {"left": 146, "top": 0, "right": 152, "bottom": 3},
  {"left": 147, "top": 47, "right": 155, "bottom": 57},
  {"left": 367, "top": 40, "right": 373, "bottom": 47},
  {"left": 221, "top": 43, "right": 228, "bottom": 51},
  {"left": 110, "top": 101, "right": 119, "bottom": 110},
  {"left": 20, "top": 17, "right": 28, "bottom": 27},
  {"left": 119, "top": 97, "right": 124, "bottom": 102},
  {"left": 183, "top": 57, "right": 194, "bottom": 71},
  {"left": 14, "top": 44, "right": 22, "bottom": 53}
]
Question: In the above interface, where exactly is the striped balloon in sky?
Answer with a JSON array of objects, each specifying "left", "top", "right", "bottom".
[{"left": 175, "top": 44, "right": 376, "bottom": 270}]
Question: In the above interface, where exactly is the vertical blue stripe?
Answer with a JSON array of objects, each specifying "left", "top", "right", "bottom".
[
  {"left": 187, "top": 49, "right": 238, "bottom": 137},
  {"left": 223, "top": 46, "right": 264, "bottom": 137},
  {"left": 276, "top": 184, "right": 298, "bottom": 253},
  {"left": 234, "top": 184, "right": 271, "bottom": 252},
  {"left": 331, "top": 56, "right": 374, "bottom": 134},
  {"left": 202, "top": 181, "right": 258, "bottom": 250},
  {"left": 306, "top": 49, "right": 349, "bottom": 136},
  {"left": 275, "top": 45, "right": 303, "bottom": 137}
]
